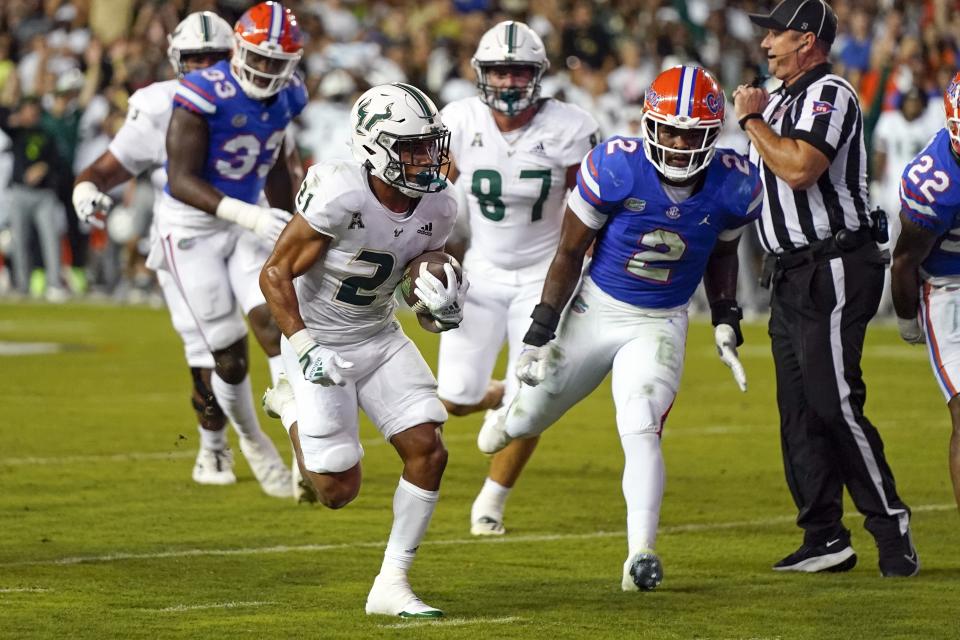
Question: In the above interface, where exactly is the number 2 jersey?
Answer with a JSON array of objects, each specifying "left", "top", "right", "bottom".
[
  {"left": 295, "top": 160, "right": 458, "bottom": 345},
  {"left": 442, "top": 96, "right": 599, "bottom": 270},
  {"left": 568, "top": 137, "right": 764, "bottom": 309},
  {"left": 163, "top": 59, "right": 307, "bottom": 229},
  {"left": 899, "top": 128, "right": 960, "bottom": 281}
]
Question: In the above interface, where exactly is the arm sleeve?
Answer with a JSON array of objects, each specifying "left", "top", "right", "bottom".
[{"left": 789, "top": 82, "right": 856, "bottom": 162}]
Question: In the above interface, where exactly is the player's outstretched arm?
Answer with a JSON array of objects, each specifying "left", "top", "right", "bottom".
[
  {"left": 704, "top": 237, "right": 747, "bottom": 392},
  {"left": 891, "top": 213, "right": 938, "bottom": 344},
  {"left": 166, "top": 108, "right": 222, "bottom": 215}
]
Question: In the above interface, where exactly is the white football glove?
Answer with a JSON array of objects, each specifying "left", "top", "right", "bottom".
[
  {"left": 413, "top": 263, "right": 469, "bottom": 330},
  {"left": 897, "top": 316, "right": 925, "bottom": 345},
  {"left": 715, "top": 324, "right": 747, "bottom": 392},
  {"left": 516, "top": 344, "right": 549, "bottom": 387},
  {"left": 289, "top": 329, "right": 354, "bottom": 386},
  {"left": 72, "top": 181, "right": 114, "bottom": 229},
  {"left": 216, "top": 196, "right": 292, "bottom": 245}
]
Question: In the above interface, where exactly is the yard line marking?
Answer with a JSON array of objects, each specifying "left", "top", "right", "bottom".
[
  {"left": 0, "top": 587, "right": 50, "bottom": 593},
  {"left": 2, "top": 504, "right": 953, "bottom": 569},
  {"left": 152, "top": 601, "right": 277, "bottom": 613},
  {"left": 378, "top": 616, "right": 521, "bottom": 629}
]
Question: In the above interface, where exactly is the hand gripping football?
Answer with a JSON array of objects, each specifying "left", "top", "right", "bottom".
[{"left": 398, "top": 251, "right": 463, "bottom": 311}]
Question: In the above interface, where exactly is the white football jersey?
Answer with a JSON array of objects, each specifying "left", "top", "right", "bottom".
[
  {"left": 108, "top": 79, "right": 176, "bottom": 196},
  {"left": 443, "top": 97, "right": 599, "bottom": 270},
  {"left": 295, "top": 160, "right": 458, "bottom": 345}
]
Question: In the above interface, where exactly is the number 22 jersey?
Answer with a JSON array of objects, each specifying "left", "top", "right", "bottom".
[{"left": 569, "top": 136, "right": 763, "bottom": 309}]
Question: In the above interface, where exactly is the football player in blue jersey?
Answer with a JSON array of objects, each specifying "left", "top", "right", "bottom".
[
  {"left": 161, "top": 1, "right": 308, "bottom": 498},
  {"left": 478, "top": 66, "right": 763, "bottom": 591},
  {"left": 891, "top": 70, "right": 960, "bottom": 514}
]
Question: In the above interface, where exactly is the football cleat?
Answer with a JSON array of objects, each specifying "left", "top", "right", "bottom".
[
  {"left": 470, "top": 515, "right": 506, "bottom": 537},
  {"left": 622, "top": 550, "right": 663, "bottom": 591},
  {"left": 773, "top": 532, "right": 857, "bottom": 573},
  {"left": 477, "top": 407, "right": 512, "bottom": 454},
  {"left": 239, "top": 434, "right": 293, "bottom": 499},
  {"left": 192, "top": 447, "right": 237, "bottom": 485},
  {"left": 365, "top": 572, "right": 444, "bottom": 618},
  {"left": 262, "top": 373, "right": 295, "bottom": 420}
]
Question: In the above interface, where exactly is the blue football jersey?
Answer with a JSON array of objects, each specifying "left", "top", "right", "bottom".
[
  {"left": 899, "top": 128, "right": 960, "bottom": 278},
  {"left": 575, "top": 136, "right": 763, "bottom": 308},
  {"left": 166, "top": 60, "right": 307, "bottom": 204}
]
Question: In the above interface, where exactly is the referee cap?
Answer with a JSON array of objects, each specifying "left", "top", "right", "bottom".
[{"left": 749, "top": 0, "right": 838, "bottom": 45}]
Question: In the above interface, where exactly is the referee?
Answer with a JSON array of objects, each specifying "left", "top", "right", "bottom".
[{"left": 733, "top": 0, "right": 918, "bottom": 577}]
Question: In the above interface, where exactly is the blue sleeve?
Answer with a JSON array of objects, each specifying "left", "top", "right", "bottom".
[
  {"left": 286, "top": 73, "right": 308, "bottom": 117},
  {"left": 174, "top": 69, "right": 218, "bottom": 116},
  {"left": 718, "top": 151, "right": 763, "bottom": 229},
  {"left": 899, "top": 155, "right": 952, "bottom": 235},
  {"left": 575, "top": 137, "right": 637, "bottom": 214}
]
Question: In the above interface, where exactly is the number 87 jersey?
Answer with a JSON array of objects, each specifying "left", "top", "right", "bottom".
[{"left": 570, "top": 136, "right": 763, "bottom": 309}]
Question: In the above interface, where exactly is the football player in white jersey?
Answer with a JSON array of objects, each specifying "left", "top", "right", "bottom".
[
  {"left": 437, "top": 20, "right": 600, "bottom": 536},
  {"left": 71, "top": 11, "right": 294, "bottom": 498},
  {"left": 260, "top": 83, "right": 466, "bottom": 618}
]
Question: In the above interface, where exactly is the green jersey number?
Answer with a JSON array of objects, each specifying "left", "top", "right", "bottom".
[
  {"left": 471, "top": 168, "right": 552, "bottom": 223},
  {"left": 334, "top": 250, "right": 395, "bottom": 306}
]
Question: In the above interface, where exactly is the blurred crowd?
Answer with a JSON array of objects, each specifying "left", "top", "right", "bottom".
[{"left": 0, "top": 0, "right": 956, "bottom": 313}]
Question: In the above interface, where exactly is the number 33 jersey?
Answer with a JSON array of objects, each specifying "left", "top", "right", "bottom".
[
  {"left": 443, "top": 96, "right": 599, "bottom": 270},
  {"left": 569, "top": 136, "right": 764, "bottom": 309},
  {"left": 164, "top": 59, "right": 307, "bottom": 228},
  {"left": 899, "top": 128, "right": 960, "bottom": 280},
  {"left": 294, "top": 160, "right": 458, "bottom": 345}
]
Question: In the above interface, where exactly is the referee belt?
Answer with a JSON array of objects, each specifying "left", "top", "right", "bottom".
[{"left": 775, "top": 228, "right": 874, "bottom": 271}]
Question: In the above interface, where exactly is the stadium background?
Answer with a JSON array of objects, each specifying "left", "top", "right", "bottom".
[{"left": 2, "top": 1, "right": 960, "bottom": 638}]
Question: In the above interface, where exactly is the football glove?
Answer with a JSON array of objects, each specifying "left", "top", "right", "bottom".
[
  {"left": 216, "top": 196, "right": 292, "bottom": 245},
  {"left": 72, "top": 181, "right": 114, "bottom": 229},
  {"left": 516, "top": 344, "right": 549, "bottom": 387},
  {"left": 715, "top": 324, "right": 747, "bottom": 392},
  {"left": 413, "top": 263, "right": 469, "bottom": 330},
  {"left": 897, "top": 316, "right": 925, "bottom": 345},
  {"left": 288, "top": 329, "right": 353, "bottom": 386}
]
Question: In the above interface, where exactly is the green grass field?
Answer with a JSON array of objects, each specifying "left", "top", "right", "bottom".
[{"left": 1, "top": 301, "right": 959, "bottom": 639}]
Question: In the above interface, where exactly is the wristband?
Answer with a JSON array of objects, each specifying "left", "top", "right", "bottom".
[
  {"left": 710, "top": 299, "right": 744, "bottom": 346},
  {"left": 738, "top": 113, "right": 763, "bottom": 130},
  {"left": 288, "top": 329, "right": 316, "bottom": 359},
  {"left": 523, "top": 302, "right": 562, "bottom": 347},
  {"left": 215, "top": 196, "right": 260, "bottom": 231}
]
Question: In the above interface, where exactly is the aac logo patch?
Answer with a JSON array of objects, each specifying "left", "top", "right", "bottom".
[
  {"left": 810, "top": 100, "right": 836, "bottom": 115},
  {"left": 665, "top": 205, "right": 681, "bottom": 220}
]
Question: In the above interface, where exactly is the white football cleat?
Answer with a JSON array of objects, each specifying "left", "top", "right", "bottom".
[
  {"left": 365, "top": 572, "right": 444, "bottom": 618},
  {"left": 622, "top": 549, "right": 663, "bottom": 591},
  {"left": 239, "top": 434, "right": 293, "bottom": 499},
  {"left": 470, "top": 515, "right": 505, "bottom": 536},
  {"left": 192, "top": 447, "right": 237, "bottom": 485},
  {"left": 477, "top": 407, "right": 512, "bottom": 454},
  {"left": 262, "top": 373, "right": 295, "bottom": 420}
]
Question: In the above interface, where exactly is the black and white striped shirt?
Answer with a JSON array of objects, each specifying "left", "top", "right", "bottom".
[{"left": 749, "top": 63, "right": 869, "bottom": 254}]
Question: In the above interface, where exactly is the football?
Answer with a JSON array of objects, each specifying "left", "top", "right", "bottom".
[{"left": 398, "top": 251, "right": 463, "bottom": 311}]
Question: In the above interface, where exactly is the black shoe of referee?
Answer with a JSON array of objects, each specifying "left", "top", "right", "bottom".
[
  {"left": 877, "top": 529, "right": 920, "bottom": 578},
  {"left": 773, "top": 530, "right": 857, "bottom": 573}
]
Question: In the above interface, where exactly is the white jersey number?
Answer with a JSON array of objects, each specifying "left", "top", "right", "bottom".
[
  {"left": 471, "top": 168, "right": 553, "bottom": 222},
  {"left": 907, "top": 154, "right": 950, "bottom": 202},
  {"left": 626, "top": 229, "right": 687, "bottom": 283},
  {"left": 214, "top": 129, "right": 285, "bottom": 181}
]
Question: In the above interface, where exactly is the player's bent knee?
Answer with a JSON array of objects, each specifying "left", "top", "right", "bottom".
[
  {"left": 313, "top": 480, "right": 360, "bottom": 510},
  {"left": 303, "top": 442, "right": 364, "bottom": 476},
  {"left": 213, "top": 342, "right": 249, "bottom": 384},
  {"left": 441, "top": 399, "right": 473, "bottom": 417}
]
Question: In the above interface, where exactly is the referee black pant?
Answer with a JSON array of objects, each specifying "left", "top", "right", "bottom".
[{"left": 769, "top": 243, "right": 910, "bottom": 546}]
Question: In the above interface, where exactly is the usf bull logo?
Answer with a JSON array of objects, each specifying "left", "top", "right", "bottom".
[{"left": 355, "top": 99, "right": 394, "bottom": 132}]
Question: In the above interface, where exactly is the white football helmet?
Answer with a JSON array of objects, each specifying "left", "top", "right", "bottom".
[
  {"left": 350, "top": 83, "right": 451, "bottom": 198},
  {"left": 471, "top": 21, "right": 549, "bottom": 116},
  {"left": 167, "top": 11, "right": 234, "bottom": 78}
]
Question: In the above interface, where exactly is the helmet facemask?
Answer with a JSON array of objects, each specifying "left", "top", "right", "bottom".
[
  {"left": 474, "top": 62, "right": 545, "bottom": 116},
  {"left": 641, "top": 114, "right": 721, "bottom": 182},
  {"left": 371, "top": 130, "right": 451, "bottom": 198},
  {"left": 232, "top": 37, "right": 301, "bottom": 99}
]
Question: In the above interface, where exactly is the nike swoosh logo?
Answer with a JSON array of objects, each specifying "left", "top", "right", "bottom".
[
  {"left": 825, "top": 539, "right": 840, "bottom": 548},
  {"left": 904, "top": 551, "right": 918, "bottom": 564}
]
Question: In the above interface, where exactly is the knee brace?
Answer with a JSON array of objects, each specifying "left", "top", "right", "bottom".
[{"left": 191, "top": 367, "right": 225, "bottom": 427}]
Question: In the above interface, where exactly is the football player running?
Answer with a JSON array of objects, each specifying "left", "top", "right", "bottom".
[
  {"left": 160, "top": 1, "right": 308, "bottom": 497},
  {"left": 71, "top": 12, "right": 299, "bottom": 494},
  {"left": 437, "top": 20, "right": 600, "bottom": 536},
  {"left": 892, "top": 71, "right": 960, "bottom": 514},
  {"left": 260, "top": 84, "right": 466, "bottom": 617},
  {"left": 478, "top": 66, "right": 761, "bottom": 591}
]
